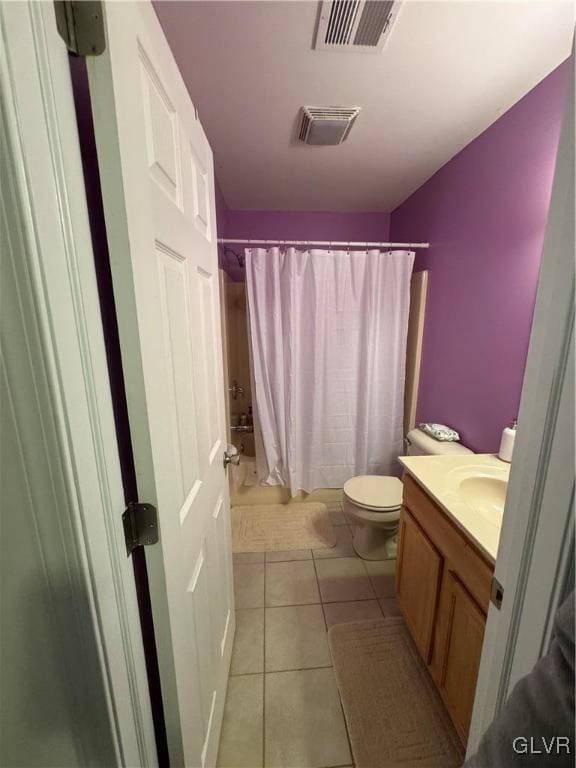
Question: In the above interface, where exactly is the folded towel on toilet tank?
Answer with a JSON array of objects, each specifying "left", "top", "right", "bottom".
[{"left": 418, "top": 423, "right": 461, "bottom": 442}]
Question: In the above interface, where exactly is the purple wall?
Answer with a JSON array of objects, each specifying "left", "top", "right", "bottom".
[
  {"left": 216, "top": 190, "right": 391, "bottom": 281},
  {"left": 391, "top": 62, "right": 569, "bottom": 453}
]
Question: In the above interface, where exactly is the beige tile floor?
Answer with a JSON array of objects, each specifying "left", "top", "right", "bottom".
[{"left": 217, "top": 498, "right": 400, "bottom": 768}]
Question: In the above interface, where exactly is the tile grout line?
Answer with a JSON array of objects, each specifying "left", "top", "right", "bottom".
[
  {"left": 358, "top": 553, "right": 380, "bottom": 601},
  {"left": 337, "top": 682, "right": 355, "bottom": 768},
  {"left": 234, "top": 662, "right": 334, "bottom": 678},
  {"left": 321, "top": 600, "right": 329, "bottom": 632},
  {"left": 258, "top": 595, "right": 383, "bottom": 610},
  {"left": 311, "top": 551, "right": 328, "bottom": 630},
  {"left": 241, "top": 552, "right": 371, "bottom": 565}
]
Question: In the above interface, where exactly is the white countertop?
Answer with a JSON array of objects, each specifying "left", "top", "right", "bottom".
[{"left": 398, "top": 453, "right": 510, "bottom": 563}]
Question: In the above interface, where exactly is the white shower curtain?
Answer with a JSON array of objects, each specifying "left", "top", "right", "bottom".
[{"left": 246, "top": 247, "right": 415, "bottom": 493}]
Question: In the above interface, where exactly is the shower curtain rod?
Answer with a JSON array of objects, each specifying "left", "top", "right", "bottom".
[{"left": 217, "top": 238, "right": 429, "bottom": 249}]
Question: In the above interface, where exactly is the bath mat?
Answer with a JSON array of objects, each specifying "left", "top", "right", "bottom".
[
  {"left": 328, "top": 618, "right": 464, "bottom": 768},
  {"left": 232, "top": 503, "right": 336, "bottom": 552}
]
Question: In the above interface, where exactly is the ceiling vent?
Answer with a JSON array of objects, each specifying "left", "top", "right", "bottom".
[
  {"left": 314, "top": 0, "right": 399, "bottom": 53},
  {"left": 298, "top": 106, "right": 361, "bottom": 146}
]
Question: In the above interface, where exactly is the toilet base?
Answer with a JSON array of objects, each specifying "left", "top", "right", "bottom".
[{"left": 352, "top": 523, "right": 398, "bottom": 561}]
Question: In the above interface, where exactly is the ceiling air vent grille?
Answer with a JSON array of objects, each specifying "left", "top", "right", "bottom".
[
  {"left": 315, "top": 0, "right": 399, "bottom": 53},
  {"left": 298, "top": 106, "right": 361, "bottom": 146},
  {"left": 324, "top": 0, "right": 360, "bottom": 45}
]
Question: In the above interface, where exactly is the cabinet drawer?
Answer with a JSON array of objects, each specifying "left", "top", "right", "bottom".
[{"left": 402, "top": 474, "right": 493, "bottom": 612}]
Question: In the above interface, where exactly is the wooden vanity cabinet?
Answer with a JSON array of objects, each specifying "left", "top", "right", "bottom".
[{"left": 396, "top": 474, "right": 494, "bottom": 745}]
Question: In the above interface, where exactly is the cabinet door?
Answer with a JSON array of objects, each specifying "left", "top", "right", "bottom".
[
  {"left": 396, "top": 508, "right": 442, "bottom": 662},
  {"left": 436, "top": 571, "right": 486, "bottom": 743}
]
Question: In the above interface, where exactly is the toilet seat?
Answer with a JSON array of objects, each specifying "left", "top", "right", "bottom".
[{"left": 343, "top": 475, "right": 403, "bottom": 512}]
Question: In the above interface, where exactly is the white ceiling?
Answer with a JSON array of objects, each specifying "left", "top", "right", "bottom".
[{"left": 155, "top": 1, "right": 573, "bottom": 212}]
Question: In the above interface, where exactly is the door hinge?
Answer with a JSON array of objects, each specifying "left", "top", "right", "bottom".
[
  {"left": 54, "top": 1, "right": 106, "bottom": 56},
  {"left": 490, "top": 576, "right": 504, "bottom": 610},
  {"left": 123, "top": 502, "right": 159, "bottom": 557}
]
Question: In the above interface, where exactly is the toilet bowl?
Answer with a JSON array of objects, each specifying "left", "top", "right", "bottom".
[
  {"left": 343, "top": 476, "right": 403, "bottom": 560},
  {"left": 345, "top": 428, "right": 473, "bottom": 560}
]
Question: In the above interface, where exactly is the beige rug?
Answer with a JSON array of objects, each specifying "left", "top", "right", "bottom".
[
  {"left": 328, "top": 618, "right": 464, "bottom": 768},
  {"left": 232, "top": 502, "right": 336, "bottom": 552}
]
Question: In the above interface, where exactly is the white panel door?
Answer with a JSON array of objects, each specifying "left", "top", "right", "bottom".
[{"left": 87, "top": 3, "right": 234, "bottom": 765}]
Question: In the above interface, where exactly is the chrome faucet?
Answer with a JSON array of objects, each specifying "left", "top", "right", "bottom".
[{"left": 228, "top": 379, "right": 245, "bottom": 400}]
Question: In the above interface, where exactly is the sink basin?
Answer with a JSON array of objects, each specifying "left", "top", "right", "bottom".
[
  {"left": 446, "top": 464, "right": 508, "bottom": 525},
  {"left": 458, "top": 477, "right": 507, "bottom": 523}
]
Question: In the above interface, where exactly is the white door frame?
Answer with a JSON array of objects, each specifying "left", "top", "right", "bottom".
[
  {"left": 468, "top": 54, "right": 574, "bottom": 755},
  {"left": 1, "top": 2, "right": 156, "bottom": 764}
]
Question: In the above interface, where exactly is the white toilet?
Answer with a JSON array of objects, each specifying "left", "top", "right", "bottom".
[{"left": 344, "top": 428, "right": 473, "bottom": 560}]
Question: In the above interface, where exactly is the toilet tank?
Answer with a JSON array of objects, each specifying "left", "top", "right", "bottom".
[{"left": 405, "top": 428, "right": 473, "bottom": 456}]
